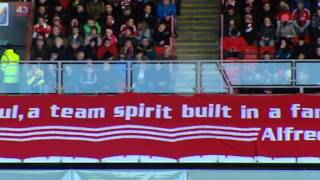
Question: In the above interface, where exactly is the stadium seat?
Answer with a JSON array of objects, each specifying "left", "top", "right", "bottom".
[
  {"left": 244, "top": 45, "right": 258, "bottom": 54},
  {"left": 243, "top": 45, "right": 259, "bottom": 60},
  {"left": 225, "top": 57, "right": 241, "bottom": 61},
  {"left": 259, "top": 46, "right": 275, "bottom": 58},
  {"left": 243, "top": 53, "right": 258, "bottom": 60}
]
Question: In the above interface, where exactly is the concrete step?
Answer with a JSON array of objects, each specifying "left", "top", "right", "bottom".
[
  {"left": 176, "top": 42, "right": 217, "bottom": 46},
  {"left": 178, "top": 31, "right": 219, "bottom": 37},
  {"left": 176, "top": 42, "right": 218, "bottom": 48},
  {"left": 176, "top": 37, "right": 219, "bottom": 44},
  {"left": 177, "top": 48, "right": 215, "bottom": 54},
  {"left": 181, "top": 8, "right": 218, "bottom": 13},
  {"left": 178, "top": 14, "right": 218, "bottom": 19},
  {"left": 177, "top": 18, "right": 215, "bottom": 25},
  {"left": 179, "top": 30, "right": 219, "bottom": 34},
  {"left": 178, "top": 26, "right": 218, "bottom": 31},
  {"left": 175, "top": 0, "right": 220, "bottom": 60},
  {"left": 178, "top": 54, "right": 219, "bottom": 60},
  {"left": 177, "top": 17, "right": 217, "bottom": 21},
  {"left": 182, "top": 4, "right": 216, "bottom": 8},
  {"left": 182, "top": 0, "right": 218, "bottom": 3},
  {"left": 177, "top": 19, "right": 216, "bottom": 25},
  {"left": 177, "top": 45, "right": 217, "bottom": 50},
  {"left": 181, "top": 7, "right": 218, "bottom": 11}
]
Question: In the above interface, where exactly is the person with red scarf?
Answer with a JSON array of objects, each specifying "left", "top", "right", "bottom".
[{"left": 33, "top": 17, "right": 52, "bottom": 39}]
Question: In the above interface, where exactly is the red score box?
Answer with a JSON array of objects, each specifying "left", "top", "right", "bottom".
[{"left": 15, "top": 3, "right": 30, "bottom": 16}]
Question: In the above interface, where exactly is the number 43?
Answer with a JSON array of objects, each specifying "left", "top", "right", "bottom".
[{"left": 16, "top": 6, "right": 29, "bottom": 14}]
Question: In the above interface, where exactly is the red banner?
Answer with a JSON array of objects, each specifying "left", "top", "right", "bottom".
[{"left": 1, "top": 94, "right": 320, "bottom": 160}]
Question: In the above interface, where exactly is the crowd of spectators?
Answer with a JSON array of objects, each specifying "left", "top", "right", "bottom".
[
  {"left": 31, "top": 0, "right": 177, "bottom": 61},
  {"left": 222, "top": 0, "right": 320, "bottom": 60}
]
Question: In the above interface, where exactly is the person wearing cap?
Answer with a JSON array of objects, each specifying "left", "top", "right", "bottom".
[
  {"left": 276, "top": 1, "right": 292, "bottom": 24},
  {"left": 0, "top": 44, "right": 21, "bottom": 93},
  {"left": 276, "top": 13, "right": 296, "bottom": 39}
]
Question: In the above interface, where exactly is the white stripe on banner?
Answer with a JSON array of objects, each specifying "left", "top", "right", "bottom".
[
  {"left": 0, "top": 135, "right": 258, "bottom": 142},
  {"left": 0, "top": 130, "right": 259, "bottom": 138},
  {"left": 0, "top": 125, "right": 261, "bottom": 132}
]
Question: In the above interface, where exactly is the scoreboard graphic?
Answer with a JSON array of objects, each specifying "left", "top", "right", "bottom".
[{"left": 0, "top": 3, "right": 9, "bottom": 26}]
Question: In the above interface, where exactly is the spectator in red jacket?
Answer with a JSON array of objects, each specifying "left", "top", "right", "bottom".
[
  {"left": 97, "top": 39, "right": 118, "bottom": 60},
  {"left": 223, "top": 28, "right": 246, "bottom": 59},
  {"left": 292, "top": 0, "right": 311, "bottom": 35}
]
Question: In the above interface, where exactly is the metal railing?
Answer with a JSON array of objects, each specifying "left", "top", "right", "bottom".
[{"left": 1, "top": 60, "right": 320, "bottom": 94}]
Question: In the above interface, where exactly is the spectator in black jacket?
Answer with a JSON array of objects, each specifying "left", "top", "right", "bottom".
[
  {"left": 293, "top": 37, "right": 311, "bottom": 58},
  {"left": 257, "top": 2, "right": 276, "bottom": 26},
  {"left": 137, "top": 4, "right": 157, "bottom": 29},
  {"left": 50, "top": 37, "right": 67, "bottom": 60},
  {"left": 31, "top": 35, "right": 49, "bottom": 60},
  {"left": 259, "top": 17, "right": 276, "bottom": 47},
  {"left": 85, "top": 38, "right": 98, "bottom": 60},
  {"left": 67, "top": 26, "right": 84, "bottom": 47},
  {"left": 69, "top": 3, "right": 88, "bottom": 27},
  {"left": 154, "top": 23, "right": 171, "bottom": 47}
]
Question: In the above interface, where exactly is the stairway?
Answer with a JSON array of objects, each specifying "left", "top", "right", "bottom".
[{"left": 176, "top": 0, "right": 220, "bottom": 60}]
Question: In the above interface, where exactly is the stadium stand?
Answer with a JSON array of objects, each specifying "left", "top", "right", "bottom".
[
  {"left": 221, "top": 0, "right": 320, "bottom": 60},
  {"left": 2, "top": 0, "right": 319, "bottom": 94},
  {"left": 31, "top": 0, "right": 177, "bottom": 61}
]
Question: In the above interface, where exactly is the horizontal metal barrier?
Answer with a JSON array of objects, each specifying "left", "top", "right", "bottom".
[
  {"left": 0, "top": 169, "right": 320, "bottom": 179},
  {"left": 0, "top": 60, "right": 319, "bottom": 94}
]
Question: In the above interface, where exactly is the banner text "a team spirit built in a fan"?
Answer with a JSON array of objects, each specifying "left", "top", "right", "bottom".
[{"left": 1, "top": 102, "right": 320, "bottom": 121}]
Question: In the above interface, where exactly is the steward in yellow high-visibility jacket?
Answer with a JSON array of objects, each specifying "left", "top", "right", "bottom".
[{"left": 1, "top": 46, "right": 20, "bottom": 84}]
